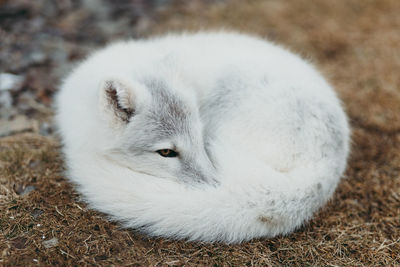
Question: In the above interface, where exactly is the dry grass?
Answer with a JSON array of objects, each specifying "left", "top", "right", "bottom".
[{"left": 1, "top": 0, "right": 400, "bottom": 266}]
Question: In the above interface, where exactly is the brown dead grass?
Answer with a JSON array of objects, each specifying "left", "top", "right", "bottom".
[{"left": 1, "top": 0, "right": 400, "bottom": 266}]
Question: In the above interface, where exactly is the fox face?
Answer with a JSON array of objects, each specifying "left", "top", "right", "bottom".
[{"left": 99, "top": 77, "right": 217, "bottom": 185}]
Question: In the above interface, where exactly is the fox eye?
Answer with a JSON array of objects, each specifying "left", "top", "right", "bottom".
[{"left": 156, "top": 149, "right": 179, "bottom": 158}]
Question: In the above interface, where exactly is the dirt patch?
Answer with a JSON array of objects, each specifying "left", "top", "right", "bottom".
[{"left": 1, "top": 0, "right": 400, "bottom": 266}]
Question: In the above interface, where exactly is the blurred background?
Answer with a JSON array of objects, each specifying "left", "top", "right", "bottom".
[
  {"left": 0, "top": 0, "right": 169, "bottom": 136},
  {"left": 0, "top": 1, "right": 399, "bottom": 265}
]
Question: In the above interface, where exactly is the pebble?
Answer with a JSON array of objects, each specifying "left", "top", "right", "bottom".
[
  {"left": 42, "top": 237, "right": 58, "bottom": 248},
  {"left": 19, "top": 185, "right": 36, "bottom": 196},
  {"left": 0, "top": 73, "right": 23, "bottom": 91}
]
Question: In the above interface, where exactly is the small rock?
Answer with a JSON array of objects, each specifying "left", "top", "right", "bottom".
[
  {"left": 14, "top": 184, "right": 36, "bottom": 196},
  {"left": 0, "top": 73, "right": 23, "bottom": 91},
  {"left": 20, "top": 185, "right": 35, "bottom": 196},
  {"left": 42, "top": 237, "right": 58, "bottom": 249}
]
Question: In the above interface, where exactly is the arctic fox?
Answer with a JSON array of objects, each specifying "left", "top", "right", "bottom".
[{"left": 56, "top": 32, "right": 350, "bottom": 243}]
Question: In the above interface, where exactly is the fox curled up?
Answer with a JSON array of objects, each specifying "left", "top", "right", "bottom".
[{"left": 56, "top": 32, "right": 350, "bottom": 243}]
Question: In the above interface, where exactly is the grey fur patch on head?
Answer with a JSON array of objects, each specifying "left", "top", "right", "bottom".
[
  {"left": 143, "top": 78, "right": 193, "bottom": 139},
  {"left": 123, "top": 77, "right": 195, "bottom": 153}
]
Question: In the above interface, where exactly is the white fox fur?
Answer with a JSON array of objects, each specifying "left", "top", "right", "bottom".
[{"left": 55, "top": 31, "right": 350, "bottom": 243}]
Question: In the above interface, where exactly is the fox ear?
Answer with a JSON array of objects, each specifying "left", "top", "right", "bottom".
[{"left": 99, "top": 79, "right": 136, "bottom": 123}]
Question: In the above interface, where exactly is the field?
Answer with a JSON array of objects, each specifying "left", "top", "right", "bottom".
[{"left": 1, "top": 0, "right": 399, "bottom": 266}]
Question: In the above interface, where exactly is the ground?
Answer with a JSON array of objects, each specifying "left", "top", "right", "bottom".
[{"left": 1, "top": 0, "right": 399, "bottom": 266}]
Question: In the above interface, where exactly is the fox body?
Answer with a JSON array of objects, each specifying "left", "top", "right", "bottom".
[{"left": 56, "top": 32, "right": 350, "bottom": 243}]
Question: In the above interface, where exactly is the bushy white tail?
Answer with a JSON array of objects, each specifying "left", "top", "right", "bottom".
[{"left": 67, "top": 150, "right": 342, "bottom": 243}]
